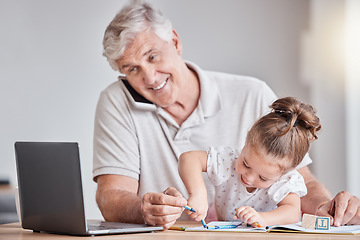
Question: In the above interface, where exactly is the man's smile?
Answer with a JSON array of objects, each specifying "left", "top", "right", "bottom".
[{"left": 152, "top": 79, "right": 167, "bottom": 90}]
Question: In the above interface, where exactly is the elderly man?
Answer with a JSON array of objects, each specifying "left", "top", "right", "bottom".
[{"left": 93, "top": 1, "right": 360, "bottom": 229}]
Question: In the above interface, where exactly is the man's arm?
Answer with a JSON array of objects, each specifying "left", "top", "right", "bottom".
[
  {"left": 298, "top": 166, "right": 332, "bottom": 215},
  {"left": 298, "top": 166, "right": 360, "bottom": 226},
  {"left": 96, "top": 174, "right": 187, "bottom": 229},
  {"left": 96, "top": 174, "right": 143, "bottom": 223}
]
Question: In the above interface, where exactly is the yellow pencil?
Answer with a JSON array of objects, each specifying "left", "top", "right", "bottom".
[{"left": 169, "top": 226, "right": 186, "bottom": 231}]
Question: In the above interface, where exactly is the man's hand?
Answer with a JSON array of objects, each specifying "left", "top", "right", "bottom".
[
  {"left": 316, "top": 191, "right": 360, "bottom": 226},
  {"left": 96, "top": 175, "right": 186, "bottom": 229},
  {"left": 142, "top": 187, "right": 187, "bottom": 229}
]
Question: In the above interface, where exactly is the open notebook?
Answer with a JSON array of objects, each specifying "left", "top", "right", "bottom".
[{"left": 185, "top": 221, "right": 360, "bottom": 235}]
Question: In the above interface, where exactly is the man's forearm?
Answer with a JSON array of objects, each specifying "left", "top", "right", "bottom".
[
  {"left": 96, "top": 188, "right": 144, "bottom": 223},
  {"left": 299, "top": 167, "right": 332, "bottom": 214},
  {"left": 301, "top": 180, "right": 332, "bottom": 214}
]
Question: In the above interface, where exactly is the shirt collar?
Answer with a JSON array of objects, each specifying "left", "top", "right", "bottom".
[{"left": 185, "top": 61, "right": 222, "bottom": 118}]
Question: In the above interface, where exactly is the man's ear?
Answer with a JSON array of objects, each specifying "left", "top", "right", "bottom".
[{"left": 171, "top": 29, "right": 182, "bottom": 55}]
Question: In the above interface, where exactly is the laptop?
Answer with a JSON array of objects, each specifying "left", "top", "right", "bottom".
[{"left": 14, "top": 141, "right": 163, "bottom": 235}]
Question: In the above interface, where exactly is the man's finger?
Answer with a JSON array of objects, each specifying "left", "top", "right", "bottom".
[
  {"left": 315, "top": 201, "right": 334, "bottom": 225},
  {"left": 347, "top": 207, "right": 360, "bottom": 225},
  {"left": 333, "top": 191, "right": 351, "bottom": 227},
  {"left": 144, "top": 211, "right": 181, "bottom": 227},
  {"left": 341, "top": 196, "right": 360, "bottom": 225},
  {"left": 143, "top": 195, "right": 185, "bottom": 216},
  {"left": 163, "top": 219, "right": 177, "bottom": 230},
  {"left": 144, "top": 191, "right": 186, "bottom": 207},
  {"left": 163, "top": 187, "right": 184, "bottom": 198},
  {"left": 315, "top": 200, "right": 335, "bottom": 225},
  {"left": 142, "top": 202, "right": 183, "bottom": 225}
]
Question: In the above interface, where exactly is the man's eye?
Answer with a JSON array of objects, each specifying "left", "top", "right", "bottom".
[
  {"left": 129, "top": 67, "right": 138, "bottom": 73},
  {"left": 149, "top": 54, "right": 157, "bottom": 61}
]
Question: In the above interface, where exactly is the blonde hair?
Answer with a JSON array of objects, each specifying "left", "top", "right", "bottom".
[{"left": 246, "top": 97, "right": 321, "bottom": 171}]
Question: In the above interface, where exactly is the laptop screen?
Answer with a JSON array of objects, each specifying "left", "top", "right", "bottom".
[{"left": 15, "top": 142, "right": 88, "bottom": 235}]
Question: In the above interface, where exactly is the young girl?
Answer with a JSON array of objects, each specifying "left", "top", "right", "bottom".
[{"left": 178, "top": 97, "right": 321, "bottom": 227}]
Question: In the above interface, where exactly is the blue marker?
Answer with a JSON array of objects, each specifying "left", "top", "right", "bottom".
[
  {"left": 201, "top": 219, "right": 207, "bottom": 228},
  {"left": 207, "top": 224, "right": 240, "bottom": 230},
  {"left": 183, "top": 205, "right": 207, "bottom": 228},
  {"left": 184, "top": 205, "right": 196, "bottom": 212}
]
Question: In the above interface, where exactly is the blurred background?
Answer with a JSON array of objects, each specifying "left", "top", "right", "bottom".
[{"left": 0, "top": 0, "right": 359, "bottom": 222}]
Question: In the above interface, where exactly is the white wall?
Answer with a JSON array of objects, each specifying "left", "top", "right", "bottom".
[
  {"left": 345, "top": 0, "right": 360, "bottom": 197},
  {"left": 1, "top": 0, "right": 353, "bottom": 220},
  {"left": 301, "top": 0, "right": 347, "bottom": 197},
  {"left": 0, "top": 0, "right": 120, "bottom": 219},
  {"left": 301, "top": 0, "right": 360, "bottom": 197}
]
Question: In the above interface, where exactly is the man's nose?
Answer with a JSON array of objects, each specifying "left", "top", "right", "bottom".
[{"left": 142, "top": 66, "right": 156, "bottom": 85}]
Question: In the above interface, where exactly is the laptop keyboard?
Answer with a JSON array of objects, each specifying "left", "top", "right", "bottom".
[{"left": 87, "top": 221, "right": 147, "bottom": 231}]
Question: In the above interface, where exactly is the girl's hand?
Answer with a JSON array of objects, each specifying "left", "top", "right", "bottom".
[
  {"left": 186, "top": 193, "right": 208, "bottom": 221},
  {"left": 233, "top": 206, "right": 265, "bottom": 227}
]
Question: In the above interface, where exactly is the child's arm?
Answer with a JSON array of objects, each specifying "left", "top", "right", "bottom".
[
  {"left": 261, "top": 192, "right": 301, "bottom": 226},
  {"left": 178, "top": 151, "right": 208, "bottom": 221},
  {"left": 234, "top": 193, "right": 301, "bottom": 227}
]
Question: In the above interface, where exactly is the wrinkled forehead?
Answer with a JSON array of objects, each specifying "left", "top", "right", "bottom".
[{"left": 116, "top": 30, "right": 166, "bottom": 66}]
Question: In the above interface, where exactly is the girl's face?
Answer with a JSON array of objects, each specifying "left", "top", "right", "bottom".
[{"left": 235, "top": 143, "right": 286, "bottom": 192}]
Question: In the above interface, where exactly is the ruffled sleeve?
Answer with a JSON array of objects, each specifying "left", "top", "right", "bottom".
[
  {"left": 206, "top": 146, "right": 238, "bottom": 187},
  {"left": 296, "top": 152, "right": 312, "bottom": 169},
  {"left": 267, "top": 169, "right": 307, "bottom": 205}
]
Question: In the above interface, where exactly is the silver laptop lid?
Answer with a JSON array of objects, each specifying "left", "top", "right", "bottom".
[{"left": 15, "top": 142, "right": 88, "bottom": 235}]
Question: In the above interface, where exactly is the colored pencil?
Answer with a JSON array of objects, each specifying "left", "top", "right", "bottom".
[{"left": 184, "top": 205, "right": 196, "bottom": 212}]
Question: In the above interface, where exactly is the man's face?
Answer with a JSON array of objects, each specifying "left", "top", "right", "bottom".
[{"left": 116, "top": 29, "right": 183, "bottom": 107}]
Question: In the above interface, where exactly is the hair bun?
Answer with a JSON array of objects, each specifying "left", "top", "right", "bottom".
[{"left": 271, "top": 97, "right": 321, "bottom": 141}]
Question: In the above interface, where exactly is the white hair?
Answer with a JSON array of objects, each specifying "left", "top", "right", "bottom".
[{"left": 103, "top": 0, "right": 173, "bottom": 72}]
